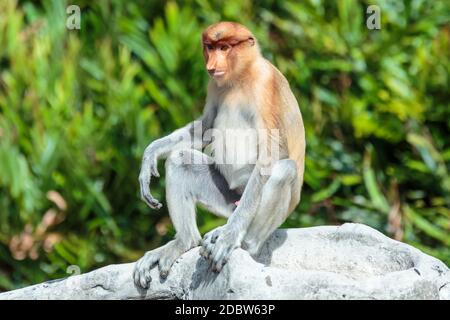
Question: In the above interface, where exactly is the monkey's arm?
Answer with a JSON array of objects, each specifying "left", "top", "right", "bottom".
[{"left": 139, "top": 103, "right": 217, "bottom": 209}]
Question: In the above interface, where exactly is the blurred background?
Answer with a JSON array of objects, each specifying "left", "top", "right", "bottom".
[{"left": 0, "top": 0, "right": 449, "bottom": 290}]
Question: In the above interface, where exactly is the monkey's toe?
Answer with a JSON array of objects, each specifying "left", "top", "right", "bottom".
[
  {"left": 204, "top": 241, "right": 216, "bottom": 260},
  {"left": 200, "top": 238, "right": 212, "bottom": 259},
  {"left": 199, "top": 245, "right": 208, "bottom": 259},
  {"left": 157, "top": 239, "right": 190, "bottom": 279},
  {"left": 133, "top": 264, "right": 152, "bottom": 289},
  {"left": 158, "top": 260, "right": 173, "bottom": 279},
  {"left": 140, "top": 273, "right": 150, "bottom": 289},
  {"left": 205, "top": 228, "right": 240, "bottom": 272},
  {"left": 201, "top": 226, "right": 225, "bottom": 260},
  {"left": 133, "top": 250, "right": 161, "bottom": 289},
  {"left": 210, "top": 245, "right": 230, "bottom": 272}
]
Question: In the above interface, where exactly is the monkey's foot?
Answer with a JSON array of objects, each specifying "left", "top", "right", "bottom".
[
  {"left": 133, "top": 240, "right": 192, "bottom": 289},
  {"left": 200, "top": 225, "right": 242, "bottom": 273}
]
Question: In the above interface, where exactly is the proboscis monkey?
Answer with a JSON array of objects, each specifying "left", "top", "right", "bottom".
[{"left": 134, "top": 22, "right": 305, "bottom": 289}]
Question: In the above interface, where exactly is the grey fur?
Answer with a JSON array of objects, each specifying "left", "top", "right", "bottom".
[
  {"left": 134, "top": 70, "right": 302, "bottom": 287},
  {"left": 239, "top": 109, "right": 255, "bottom": 125}
]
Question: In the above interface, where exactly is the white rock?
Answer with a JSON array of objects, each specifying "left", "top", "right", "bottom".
[{"left": 0, "top": 223, "right": 448, "bottom": 300}]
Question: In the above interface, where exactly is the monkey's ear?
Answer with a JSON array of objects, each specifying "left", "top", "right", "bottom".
[{"left": 248, "top": 37, "right": 255, "bottom": 46}]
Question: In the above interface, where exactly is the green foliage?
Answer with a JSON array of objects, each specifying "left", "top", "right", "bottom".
[{"left": 0, "top": 0, "right": 449, "bottom": 289}]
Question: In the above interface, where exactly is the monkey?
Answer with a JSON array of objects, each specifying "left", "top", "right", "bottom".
[{"left": 133, "top": 22, "right": 305, "bottom": 289}]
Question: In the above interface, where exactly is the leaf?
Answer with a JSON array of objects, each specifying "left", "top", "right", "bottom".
[
  {"left": 311, "top": 180, "right": 341, "bottom": 202},
  {"left": 405, "top": 206, "right": 450, "bottom": 246},
  {"left": 363, "top": 148, "right": 390, "bottom": 214}
]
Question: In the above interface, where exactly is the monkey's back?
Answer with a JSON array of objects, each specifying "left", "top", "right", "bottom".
[{"left": 260, "top": 61, "right": 306, "bottom": 185}]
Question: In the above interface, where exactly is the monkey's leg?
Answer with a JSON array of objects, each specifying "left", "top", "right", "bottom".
[
  {"left": 243, "top": 159, "right": 300, "bottom": 257},
  {"left": 204, "top": 159, "right": 299, "bottom": 271},
  {"left": 133, "top": 149, "right": 239, "bottom": 289}
]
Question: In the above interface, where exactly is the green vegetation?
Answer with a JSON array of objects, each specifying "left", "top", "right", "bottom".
[{"left": 0, "top": 0, "right": 449, "bottom": 290}]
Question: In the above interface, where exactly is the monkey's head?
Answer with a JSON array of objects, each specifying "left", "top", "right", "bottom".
[{"left": 202, "top": 22, "right": 260, "bottom": 86}]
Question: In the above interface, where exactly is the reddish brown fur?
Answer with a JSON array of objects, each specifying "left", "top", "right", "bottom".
[
  {"left": 202, "top": 22, "right": 253, "bottom": 44},
  {"left": 203, "top": 22, "right": 305, "bottom": 189}
]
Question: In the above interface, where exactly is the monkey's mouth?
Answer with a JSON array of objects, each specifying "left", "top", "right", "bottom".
[{"left": 212, "top": 71, "right": 226, "bottom": 77}]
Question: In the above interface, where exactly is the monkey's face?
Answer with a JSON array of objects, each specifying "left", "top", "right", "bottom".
[
  {"left": 202, "top": 22, "right": 258, "bottom": 86},
  {"left": 203, "top": 42, "right": 233, "bottom": 83}
]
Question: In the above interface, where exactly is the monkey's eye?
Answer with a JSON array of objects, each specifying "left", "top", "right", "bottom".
[
  {"left": 206, "top": 44, "right": 214, "bottom": 50},
  {"left": 220, "top": 45, "right": 230, "bottom": 51}
]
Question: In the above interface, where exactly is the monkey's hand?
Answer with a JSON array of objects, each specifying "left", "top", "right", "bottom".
[
  {"left": 139, "top": 153, "right": 162, "bottom": 209},
  {"left": 200, "top": 225, "right": 243, "bottom": 272}
]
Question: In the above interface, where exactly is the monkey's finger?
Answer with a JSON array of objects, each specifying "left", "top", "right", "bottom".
[
  {"left": 133, "top": 266, "right": 140, "bottom": 287},
  {"left": 199, "top": 245, "right": 208, "bottom": 258},
  {"left": 139, "top": 259, "right": 156, "bottom": 289},
  {"left": 133, "top": 272, "right": 141, "bottom": 288},
  {"left": 200, "top": 245, "right": 212, "bottom": 260},
  {"left": 158, "top": 260, "right": 168, "bottom": 279},
  {"left": 151, "top": 164, "right": 160, "bottom": 178},
  {"left": 205, "top": 241, "right": 216, "bottom": 260},
  {"left": 211, "top": 231, "right": 220, "bottom": 244},
  {"left": 142, "top": 187, "right": 162, "bottom": 209},
  {"left": 203, "top": 228, "right": 216, "bottom": 244},
  {"left": 218, "top": 256, "right": 229, "bottom": 272},
  {"left": 142, "top": 192, "right": 163, "bottom": 210},
  {"left": 201, "top": 233, "right": 211, "bottom": 248},
  {"left": 133, "top": 261, "right": 145, "bottom": 288},
  {"left": 202, "top": 232, "right": 218, "bottom": 260},
  {"left": 143, "top": 267, "right": 152, "bottom": 285},
  {"left": 211, "top": 246, "right": 227, "bottom": 272},
  {"left": 203, "top": 248, "right": 212, "bottom": 260},
  {"left": 148, "top": 199, "right": 163, "bottom": 210},
  {"left": 136, "top": 262, "right": 148, "bottom": 289},
  {"left": 212, "top": 247, "right": 225, "bottom": 273},
  {"left": 215, "top": 249, "right": 231, "bottom": 273},
  {"left": 142, "top": 194, "right": 157, "bottom": 208},
  {"left": 208, "top": 255, "right": 216, "bottom": 271},
  {"left": 140, "top": 271, "right": 149, "bottom": 289},
  {"left": 205, "top": 247, "right": 218, "bottom": 269},
  {"left": 159, "top": 265, "right": 170, "bottom": 279},
  {"left": 214, "top": 260, "right": 224, "bottom": 273},
  {"left": 139, "top": 179, "right": 159, "bottom": 208},
  {"left": 202, "top": 247, "right": 212, "bottom": 261}
]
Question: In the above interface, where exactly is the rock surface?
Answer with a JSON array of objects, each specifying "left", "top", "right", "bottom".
[{"left": 1, "top": 223, "right": 449, "bottom": 300}]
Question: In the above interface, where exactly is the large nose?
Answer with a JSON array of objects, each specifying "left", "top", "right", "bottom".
[{"left": 206, "top": 56, "right": 216, "bottom": 75}]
